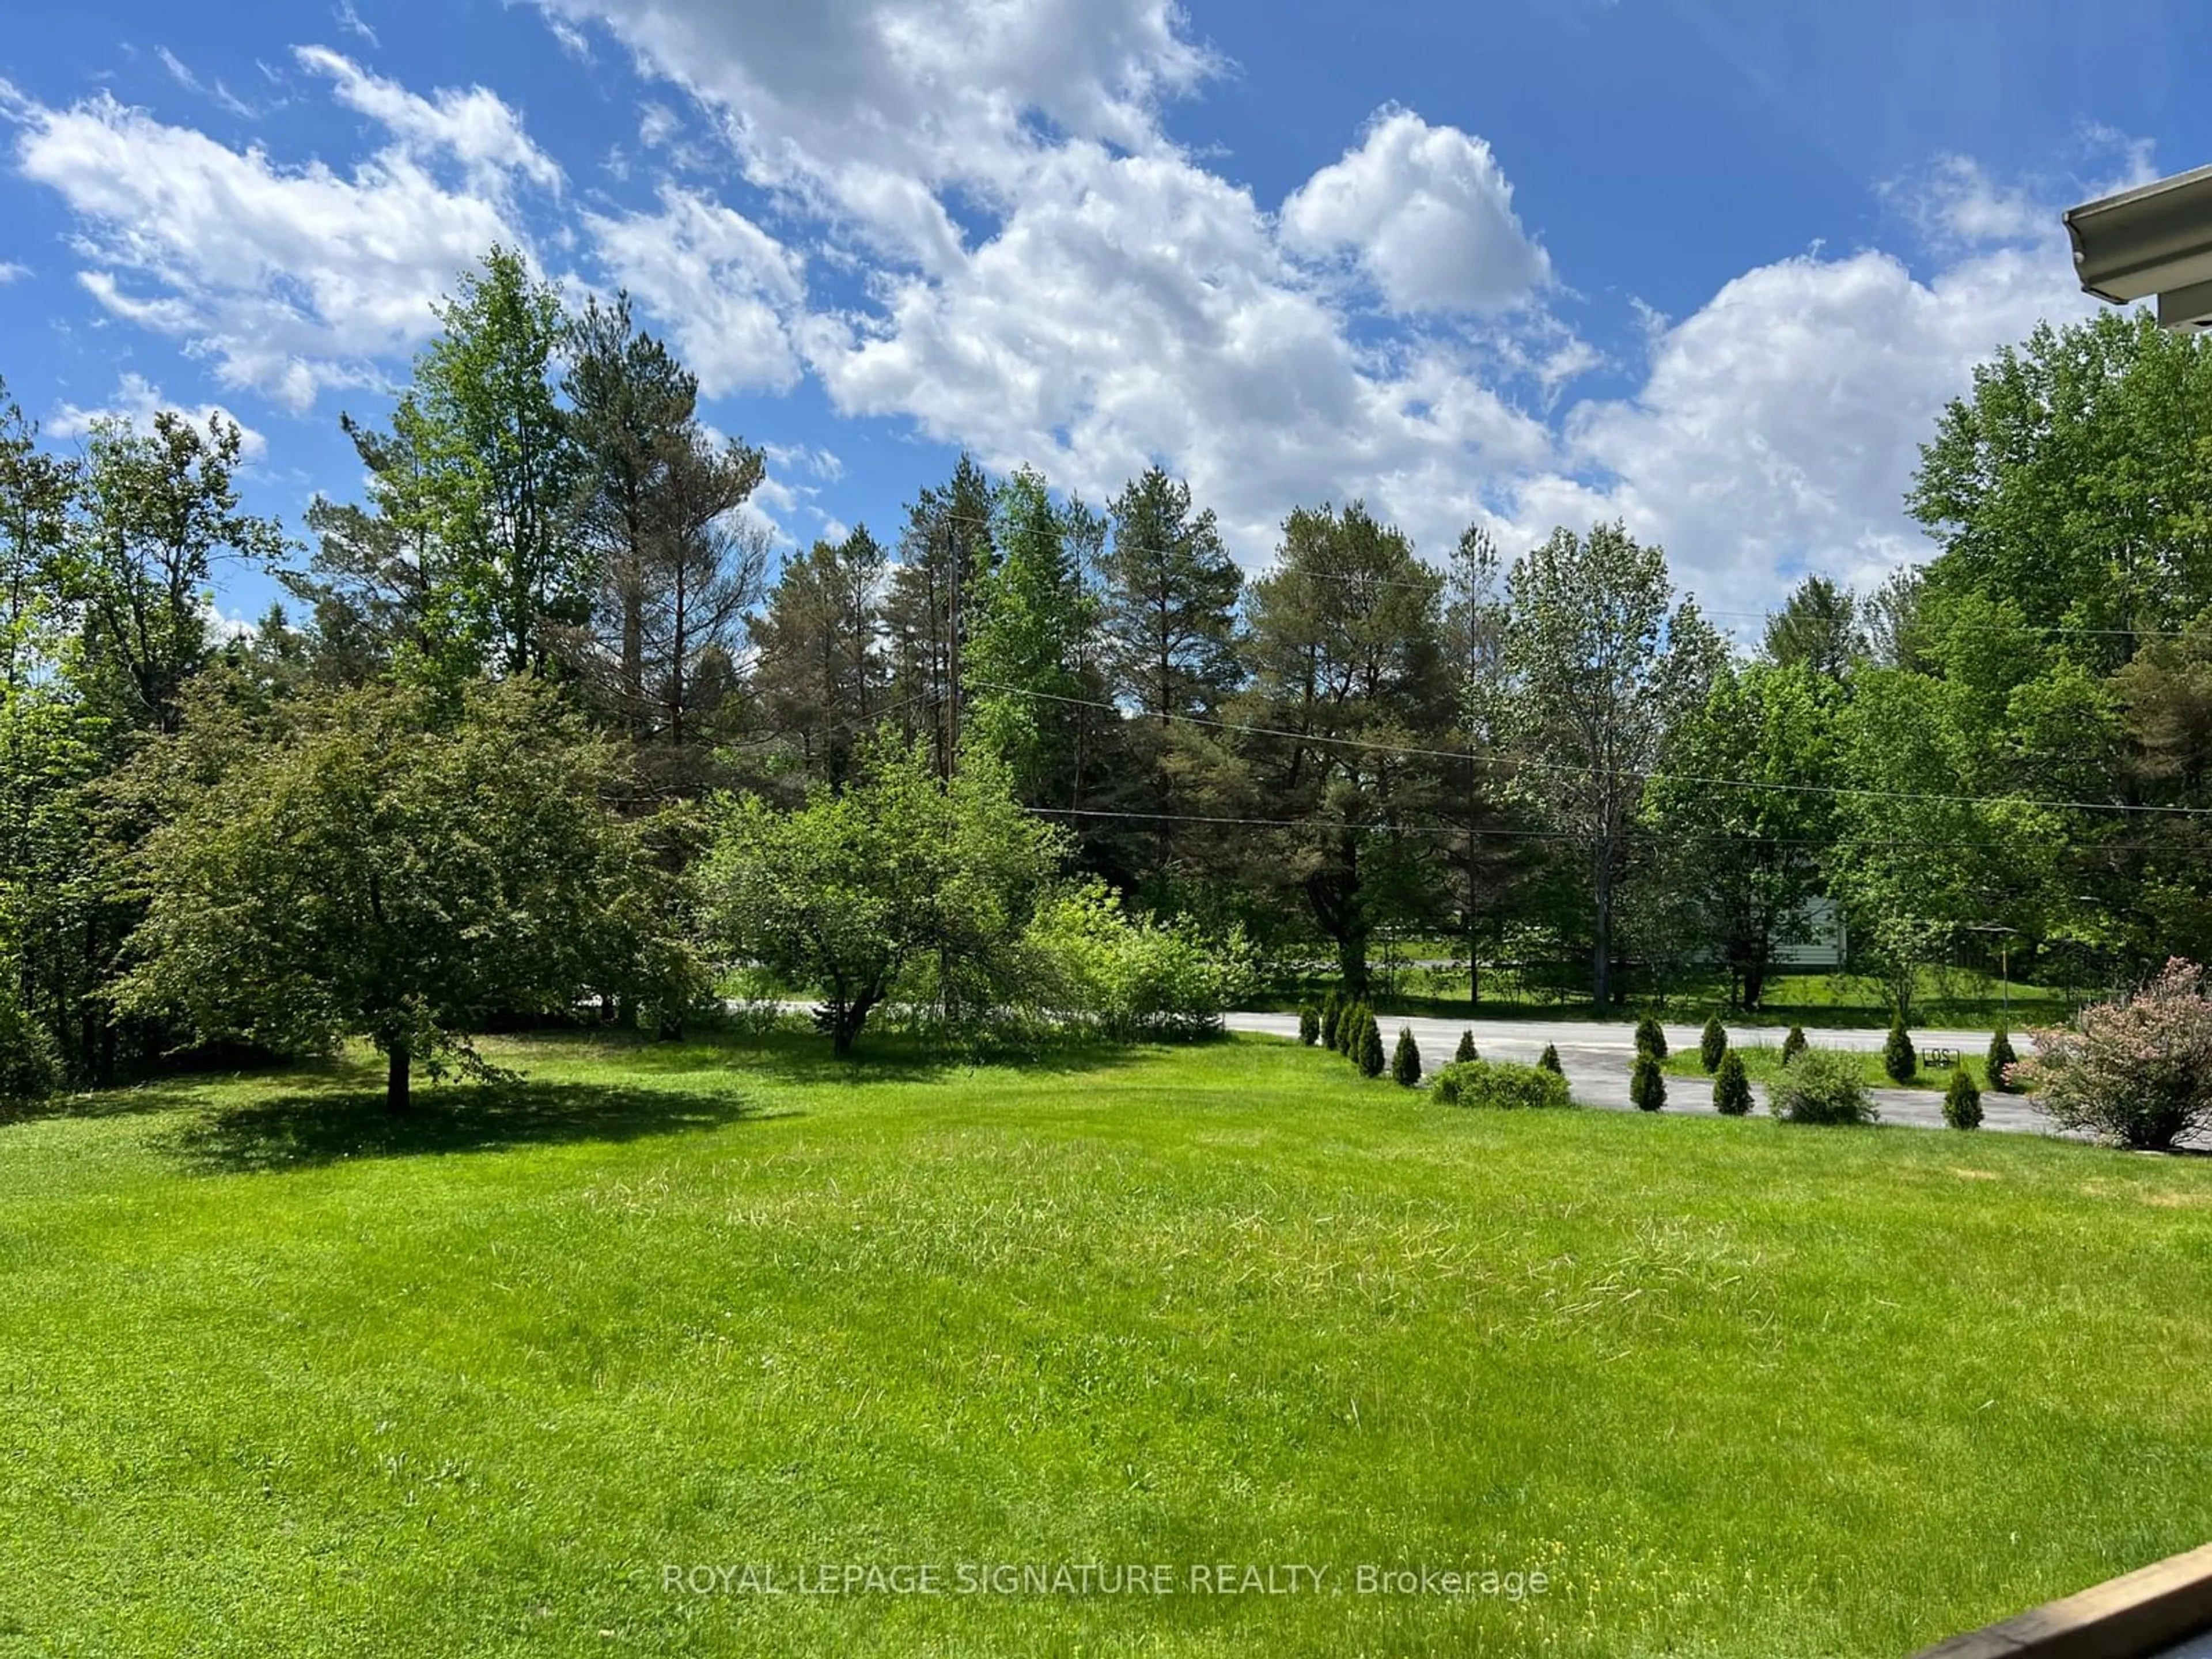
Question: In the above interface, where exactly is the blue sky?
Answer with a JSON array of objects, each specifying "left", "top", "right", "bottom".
[{"left": 1, "top": 0, "right": 2205, "bottom": 633}]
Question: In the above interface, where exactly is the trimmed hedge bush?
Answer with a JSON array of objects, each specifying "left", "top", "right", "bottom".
[
  {"left": 1943, "top": 1067, "right": 1982, "bottom": 1130},
  {"left": 1781, "top": 1024, "right": 1808, "bottom": 1065},
  {"left": 1298, "top": 1005, "right": 1319, "bottom": 1046},
  {"left": 1986, "top": 1027, "right": 2018, "bottom": 1093},
  {"left": 1699, "top": 1016, "right": 1727, "bottom": 1073},
  {"left": 1357, "top": 1010, "right": 1385, "bottom": 1078},
  {"left": 1433, "top": 1058, "right": 1572, "bottom": 1111},
  {"left": 1320, "top": 990, "right": 1343, "bottom": 1051},
  {"left": 1392, "top": 1026, "right": 1422, "bottom": 1087},
  {"left": 1771, "top": 1048, "right": 1877, "bottom": 1125},
  {"left": 1630, "top": 1053, "right": 1666, "bottom": 1112},
  {"left": 1634, "top": 1013, "right": 1668, "bottom": 1060},
  {"left": 1713, "top": 1051, "right": 1752, "bottom": 1116},
  {"left": 1455, "top": 1029, "right": 1478, "bottom": 1064},
  {"left": 1883, "top": 1014, "right": 1917, "bottom": 1084}
]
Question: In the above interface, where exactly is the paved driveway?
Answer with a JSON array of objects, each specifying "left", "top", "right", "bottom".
[{"left": 1224, "top": 1013, "right": 2051, "bottom": 1134}]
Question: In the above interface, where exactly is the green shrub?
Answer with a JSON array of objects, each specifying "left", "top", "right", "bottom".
[
  {"left": 1320, "top": 990, "right": 1343, "bottom": 1051},
  {"left": 1699, "top": 1016, "right": 1726, "bottom": 1073},
  {"left": 1630, "top": 1053, "right": 1666, "bottom": 1112},
  {"left": 1357, "top": 1012, "right": 1385, "bottom": 1078},
  {"left": 1455, "top": 1029, "right": 1478, "bottom": 1064},
  {"left": 1770, "top": 1048, "right": 1877, "bottom": 1125},
  {"left": 1713, "top": 1051, "right": 1752, "bottom": 1116},
  {"left": 1537, "top": 1043, "right": 1563, "bottom": 1074},
  {"left": 2016, "top": 959, "right": 2212, "bottom": 1150},
  {"left": 1029, "top": 883, "right": 1256, "bottom": 1039},
  {"left": 0, "top": 986, "right": 60, "bottom": 1113},
  {"left": 1943, "top": 1067, "right": 1982, "bottom": 1130},
  {"left": 1986, "top": 1027, "right": 2018, "bottom": 1093},
  {"left": 1634, "top": 1013, "right": 1668, "bottom": 1060},
  {"left": 1340, "top": 1001, "right": 1367, "bottom": 1058},
  {"left": 1392, "top": 1027, "right": 1422, "bottom": 1087},
  {"left": 1297, "top": 1005, "right": 1319, "bottom": 1046},
  {"left": 1432, "top": 1058, "right": 1571, "bottom": 1110},
  {"left": 1883, "top": 1014, "right": 1916, "bottom": 1084},
  {"left": 1781, "top": 1025, "right": 1807, "bottom": 1065}
]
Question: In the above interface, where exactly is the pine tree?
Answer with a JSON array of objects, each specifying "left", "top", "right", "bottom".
[
  {"left": 1884, "top": 1014, "right": 1917, "bottom": 1084},
  {"left": 749, "top": 527, "right": 888, "bottom": 793},
  {"left": 1298, "top": 1005, "right": 1320, "bottom": 1046},
  {"left": 1392, "top": 1026, "right": 1422, "bottom": 1086},
  {"left": 1358, "top": 1011, "right": 1386, "bottom": 1078},
  {"left": 1320, "top": 989, "right": 1343, "bottom": 1051},
  {"left": 1713, "top": 1051, "right": 1752, "bottom": 1116},
  {"left": 1782, "top": 1025, "right": 1808, "bottom": 1066},
  {"left": 1986, "top": 1027, "right": 2018, "bottom": 1093},
  {"left": 1699, "top": 1016, "right": 1727, "bottom": 1073},
  {"left": 1455, "top": 1029, "right": 1478, "bottom": 1063},
  {"left": 883, "top": 454, "right": 995, "bottom": 778},
  {"left": 1631, "top": 1052, "right": 1666, "bottom": 1111},
  {"left": 1538, "top": 1043, "right": 1563, "bottom": 1074},
  {"left": 1944, "top": 1067, "right": 1983, "bottom": 1130},
  {"left": 1635, "top": 1012, "right": 1668, "bottom": 1060}
]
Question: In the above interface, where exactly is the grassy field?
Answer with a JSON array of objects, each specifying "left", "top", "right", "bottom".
[
  {"left": 4, "top": 1028, "right": 2210, "bottom": 1657},
  {"left": 1661, "top": 1042, "right": 2003, "bottom": 1093},
  {"left": 1254, "top": 962, "right": 2075, "bottom": 1032}
]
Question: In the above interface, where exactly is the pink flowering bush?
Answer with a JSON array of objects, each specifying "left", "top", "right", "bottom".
[{"left": 2016, "top": 959, "right": 2212, "bottom": 1150}]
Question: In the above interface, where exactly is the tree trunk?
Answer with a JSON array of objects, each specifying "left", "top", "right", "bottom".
[
  {"left": 387, "top": 1041, "right": 412, "bottom": 1115},
  {"left": 622, "top": 585, "right": 644, "bottom": 736},
  {"left": 1335, "top": 922, "right": 1369, "bottom": 999}
]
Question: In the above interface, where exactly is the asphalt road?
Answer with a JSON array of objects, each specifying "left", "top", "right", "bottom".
[{"left": 1224, "top": 1013, "right": 2051, "bottom": 1134}]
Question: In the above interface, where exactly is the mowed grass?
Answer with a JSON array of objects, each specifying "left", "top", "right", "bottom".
[
  {"left": 1251, "top": 963, "right": 2073, "bottom": 1032},
  {"left": 3, "top": 1032, "right": 2211, "bottom": 1658},
  {"left": 1661, "top": 1043, "right": 2002, "bottom": 1093}
]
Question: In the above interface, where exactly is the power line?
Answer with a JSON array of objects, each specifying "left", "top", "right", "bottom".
[
  {"left": 1022, "top": 803, "right": 2212, "bottom": 858},
  {"left": 968, "top": 678, "right": 2212, "bottom": 819}
]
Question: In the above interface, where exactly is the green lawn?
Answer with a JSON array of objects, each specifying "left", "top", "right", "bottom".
[
  {"left": 4, "top": 1029, "right": 2210, "bottom": 1657},
  {"left": 1662, "top": 1041, "right": 2003, "bottom": 1093},
  {"left": 1254, "top": 962, "right": 2074, "bottom": 1032}
]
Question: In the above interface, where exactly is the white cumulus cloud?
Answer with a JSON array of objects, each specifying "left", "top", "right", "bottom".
[
  {"left": 584, "top": 185, "right": 804, "bottom": 396},
  {"left": 6, "top": 68, "right": 549, "bottom": 408},
  {"left": 1281, "top": 108, "right": 1551, "bottom": 315}
]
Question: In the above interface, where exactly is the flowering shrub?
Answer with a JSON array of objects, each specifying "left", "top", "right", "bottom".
[{"left": 2017, "top": 958, "right": 2212, "bottom": 1150}]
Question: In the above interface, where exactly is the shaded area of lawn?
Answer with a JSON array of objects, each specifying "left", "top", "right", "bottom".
[{"left": 154, "top": 1078, "right": 773, "bottom": 1173}]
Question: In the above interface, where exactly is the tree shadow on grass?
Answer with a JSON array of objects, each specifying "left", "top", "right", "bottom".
[{"left": 157, "top": 1078, "right": 774, "bottom": 1175}]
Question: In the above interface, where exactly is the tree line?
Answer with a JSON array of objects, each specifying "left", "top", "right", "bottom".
[{"left": 6, "top": 245, "right": 2212, "bottom": 1101}]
